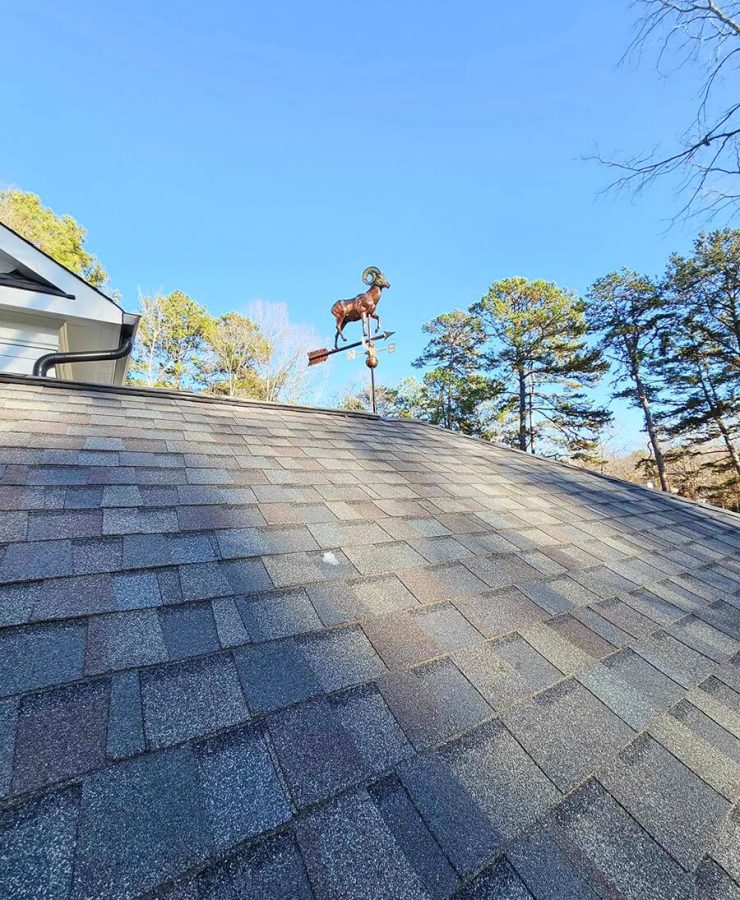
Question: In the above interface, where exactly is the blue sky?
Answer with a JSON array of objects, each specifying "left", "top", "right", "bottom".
[{"left": 1, "top": 0, "right": 722, "bottom": 449}]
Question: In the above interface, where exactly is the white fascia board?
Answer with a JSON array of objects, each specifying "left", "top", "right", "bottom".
[
  {"left": 0, "top": 284, "right": 122, "bottom": 326},
  {"left": 0, "top": 223, "right": 123, "bottom": 325}
]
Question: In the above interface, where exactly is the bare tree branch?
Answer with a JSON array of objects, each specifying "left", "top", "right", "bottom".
[{"left": 594, "top": 0, "right": 740, "bottom": 220}]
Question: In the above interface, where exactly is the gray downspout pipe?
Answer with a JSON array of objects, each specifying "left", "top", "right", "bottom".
[{"left": 33, "top": 322, "right": 137, "bottom": 377}]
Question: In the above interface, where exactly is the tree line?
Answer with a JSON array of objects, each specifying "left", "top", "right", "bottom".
[
  {"left": 348, "top": 229, "right": 739, "bottom": 511},
  {"left": 3, "top": 191, "right": 738, "bottom": 509},
  {"left": 0, "top": 191, "right": 319, "bottom": 405}
]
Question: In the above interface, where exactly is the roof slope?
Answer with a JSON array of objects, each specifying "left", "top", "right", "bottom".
[{"left": 0, "top": 376, "right": 738, "bottom": 900}]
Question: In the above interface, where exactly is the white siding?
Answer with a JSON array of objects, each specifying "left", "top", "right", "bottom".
[{"left": 0, "top": 311, "right": 59, "bottom": 376}]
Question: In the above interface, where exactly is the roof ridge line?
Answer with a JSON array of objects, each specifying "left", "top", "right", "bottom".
[
  {"left": 0, "top": 373, "right": 381, "bottom": 421},
  {"left": 393, "top": 418, "right": 740, "bottom": 524}
]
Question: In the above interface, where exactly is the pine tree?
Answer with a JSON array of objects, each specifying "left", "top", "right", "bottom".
[
  {"left": 472, "top": 278, "right": 610, "bottom": 460},
  {"left": 657, "top": 231, "right": 740, "bottom": 495},
  {"left": 586, "top": 270, "right": 671, "bottom": 491},
  {"left": 412, "top": 311, "right": 500, "bottom": 437},
  {"left": 129, "top": 290, "right": 211, "bottom": 390}
]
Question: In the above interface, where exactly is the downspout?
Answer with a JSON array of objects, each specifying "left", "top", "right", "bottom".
[{"left": 33, "top": 320, "right": 137, "bottom": 378}]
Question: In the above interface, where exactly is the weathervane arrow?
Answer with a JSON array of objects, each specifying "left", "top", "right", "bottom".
[{"left": 307, "top": 331, "right": 396, "bottom": 367}]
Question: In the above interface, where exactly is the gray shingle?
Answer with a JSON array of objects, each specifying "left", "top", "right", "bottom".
[
  {"left": 457, "top": 860, "right": 535, "bottom": 899},
  {"left": 397, "top": 751, "right": 505, "bottom": 874},
  {"left": 603, "top": 649, "right": 685, "bottom": 718},
  {"left": 399, "top": 562, "right": 490, "bottom": 603},
  {"left": 178, "top": 561, "right": 231, "bottom": 601},
  {"left": 113, "top": 571, "right": 162, "bottom": 610},
  {"left": 547, "top": 614, "right": 616, "bottom": 659},
  {"left": 268, "top": 697, "right": 368, "bottom": 807},
  {"left": 86, "top": 609, "right": 167, "bottom": 674},
  {"left": 0, "top": 698, "right": 17, "bottom": 796},
  {"left": 378, "top": 658, "right": 492, "bottom": 749},
  {"left": 64, "top": 485, "right": 104, "bottom": 509},
  {"left": 141, "top": 654, "right": 248, "bottom": 748},
  {"left": 416, "top": 602, "right": 484, "bottom": 650},
  {"left": 572, "top": 566, "right": 640, "bottom": 599},
  {"left": 409, "top": 536, "right": 474, "bottom": 563},
  {"left": 459, "top": 588, "right": 548, "bottom": 638},
  {"left": 27, "top": 510, "right": 103, "bottom": 541},
  {"left": 0, "top": 786, "right": 80, "bottom": 900},
  {"left": 296, "top": 791, "right": 429, "bottom": 900},
  {"left": 549, "top": 780, "right": 694, "bottom": 900},
  {"left": 0, "top": 540, "right": 72, "bottom": 583},
  {"left": 0, "top": 510, "right": 28, "bottom": 544},
  {"left": 503, "top": 679, "right": 634, "bottom": 791},
  {"left": 177, "top": 504, "right": 264, "bottom": 530},
  {"left": 107, "top": 671, "right": 145, "bottom": 760},
  {"left": 622, "top": 589, "right": 685, "bottom": 627},
  {"left": 30, "top": 573, "right": 115, "bottom": 621},
  {"left": 103, "top": 507, "right": 179, "bottom": 535},
  {"left": 235, "top": 638, "right": 321, "bottom": 713},
  {"left": 12, "top": 681, "right": 110, "bottom": 793},
  {"left": 308, "top": 521, "right": 391, "bottom": 549},
  {"left": 344, "top": 541, "right": 427, "bottom": 575},
  {"left": 194, "top": 724, "right": 290, "bottom": 851},
  {"left": 445, "top": 720, "right": 561, "bottom": 845},
  {"left": 518, "top": 621, "right": 599, "bottom": 675},
  {"left": 647, "top": 705, "right": 740, "bottom": 800},
  {"left": 669, "top": 616, "right": 738, "bottom": 663},
  {"left": 363, "top": 610, "right": 444, "bottom": 670},
  {"left": 0, "top": 622, "right": 86, "bottom": 698},
  {"left": 600, "top": 734, "right": 730, "bottom": 870},
  {"left": 216, "top": 525, "right": 318, "bottom": 558},
  {"left": 453, "top": 633, "right": 562, "bottom": 710},
  {"left": 73, "top": 747, "right": 212, "bottom": 900},
  {"left": 221, "top": 557, "right": 274, "bottom": 594},
  {"left": 671, "top": 695, "right": 740, "bottom": 763},
  {"left": 122, "top": 532, "right": 216, "bottom": 568},
  {"left": 263, "top": 549, "right": 358, "bottom": 588},
  {"left": 198, "top": 832, "right": 314, "bottom": 900},
  {"left": 369, "top": 775, "right": 460, "bottom": 900},
  {"left": 331, "top": 684, "right": 412, "bottom": 772},
  {"left": 635, "top": 630, "right": 719, "bottom": 687},
  {"left": 508, "top": 827, "right": 600, "bottom": 900},
  {"left": 0, "top": 581, "right": 42, "bottom": 627},
  {"left": 307, "top": 573, "right": 417, "bottom": 626},
  {"left": 464, "top": 553, "right": 543, "bottom": 591},
  {"left": 72, "top": 536, "right": 123, "bottom": 575},
  {"left": 710, "top": 805, "right": 740, "bottom": 884},
  {"left": 159, "top": 602, "right": 220, "bottom": 660},
  {"left": 211, "top": 597, "right": 250, "bottom": 647},
  {"left": 237, "top": 589, "right": 322, "bottom": 640},
  {"left": 300, "top": 625, "right": 386, "bottom": 692}
]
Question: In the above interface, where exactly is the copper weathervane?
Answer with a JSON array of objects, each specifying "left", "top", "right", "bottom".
[{"left": 307, "top": 266, "right": 396, "bottom": 414}]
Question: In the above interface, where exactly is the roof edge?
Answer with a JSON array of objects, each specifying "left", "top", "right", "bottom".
[
  {"left": 391, "top": 416, "right": 740, "bottom": 524},
  {"left": 0, "top": 372, "right": 381, "bottom": 421},
  {"left": 2, "top": 372, "right": 737, "bottom": 523},
  {"left": 0, "top": 220, "right": 126, "bottom": 314}
]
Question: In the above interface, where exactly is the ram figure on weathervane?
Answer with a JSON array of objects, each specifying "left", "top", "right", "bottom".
[{"left": 331, "top": 266, "right": 391, "bottom": 349}]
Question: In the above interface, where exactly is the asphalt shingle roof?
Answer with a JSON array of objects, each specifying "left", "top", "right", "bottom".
[{"left": 0, "top": 375, "right": 739, "bottom": 899}]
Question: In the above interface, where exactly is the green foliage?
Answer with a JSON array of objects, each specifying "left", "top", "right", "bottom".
[
  {"left": 586, "top": 269, "right": 670, "bottom": 489},
  {"left": 198, "top": 312, "right": 271, "bottom": 398},
  {"left": 655, "top": 230, "right": 740, "bottom": 485},
  {"left": 338, "top": 382, "right": 411, "bottom": 417},
  {"left": 472, "top": 278, "right": 610, "bottom": 460},
  {"left": 128, "top": 291, "right": 211, "bottom": 390},
  {"left": 411, "top": 311, "right": 501, "bottom": 437},
  {"left": 0, "top": 190, "right": 108, "bottom": 288}
]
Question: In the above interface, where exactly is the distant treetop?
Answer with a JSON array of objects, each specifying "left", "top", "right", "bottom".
[{"left": 0, "top": 189, "right": 109, "bottom": 289}]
